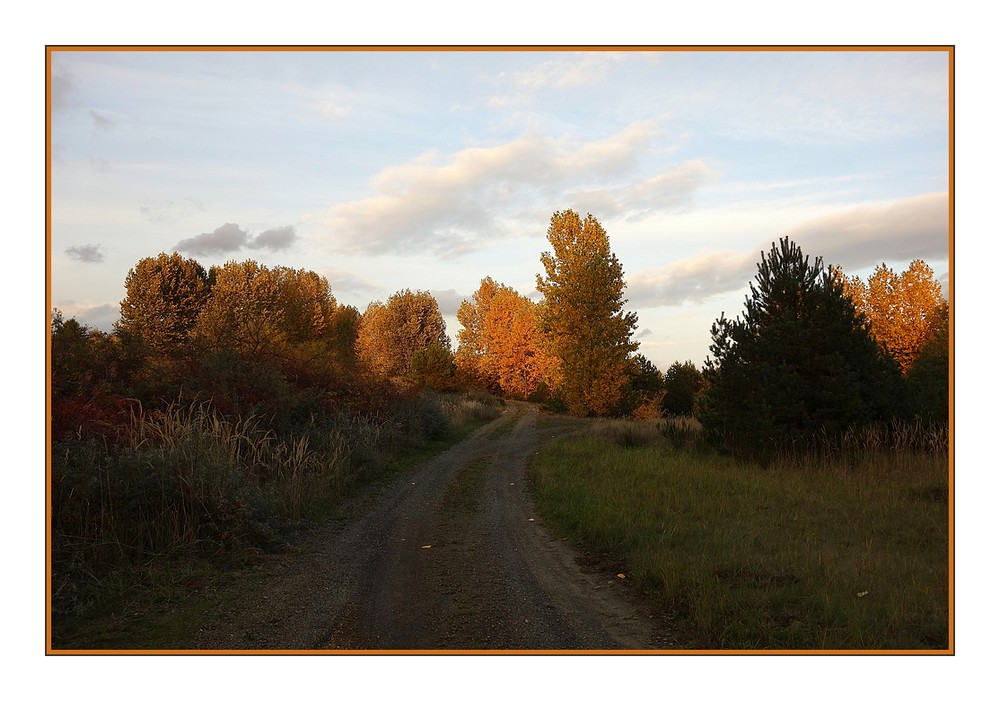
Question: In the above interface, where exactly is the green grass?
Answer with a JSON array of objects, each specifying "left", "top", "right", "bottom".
[{"left": 529, "top": 428, "right": 950, "bottom": 650}]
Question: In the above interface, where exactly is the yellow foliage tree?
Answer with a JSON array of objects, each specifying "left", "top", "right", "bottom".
[
  {"left": 356, "top": 289, "right": 449, "bottom": 379},
  {"left": 836, "top": 260, "right": 946, "bottom": 375},
  {"left": 117, "top": 251, "right": 210, "bottom": 357},
  {"left": 455, "top": 277, "right": 502, "bottom": 385},
  {"left": 456, "top": 277, "right": 557, "bottom": 398},
  {"left": 195, "top": 260, "right": 285, "bottom": 362},
  {"left": 536, "top": 210, "right": 638, "bottom": 416}
]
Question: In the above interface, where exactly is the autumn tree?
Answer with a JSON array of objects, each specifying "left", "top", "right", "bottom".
[
  {"left": 536, "top": 210, "right": 638, "bottom": 416},
  {"left": 455, "top": 277, "right": 502, "bottom": 388},
  {"left": 700, "top": 237, "right": 902, "bottom": 459},
  {"left": 271, "top": 266, "right": 360, "bottom": 373},
  {"left": 836, "top": 260, "right": 946, "bottom": 375},
  {"left": 456, "top": 277, "right": 558, "bottom": 399},
  {"left": 195, "top": 260, "right": 285, "bottom": 363},
  {"left": 411, "top": 343, "right": 456, "bottom": 390},
  {"left": 356, "top": 289, "right": 449, "bottom": 380},
  {"left": 116, "top": 252, "right": 210, "bottom": 357}
]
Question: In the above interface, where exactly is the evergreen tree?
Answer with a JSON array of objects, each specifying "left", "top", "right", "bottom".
[
  {"left": 906, "top": 301, "right": 950, "bottom": 423},
  {"left": 700, "top": 237, "right": 902, "bottom": 459},
  {"left": 661, "top": 360, "right": 707, "bottom": 417},
  {"left": 536, "top": 210, "right": 638, "bottom": 416}
]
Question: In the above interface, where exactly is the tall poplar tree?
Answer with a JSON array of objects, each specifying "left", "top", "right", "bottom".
[{"left": 536, "top": 210, "right": 638, "bottom": 416}]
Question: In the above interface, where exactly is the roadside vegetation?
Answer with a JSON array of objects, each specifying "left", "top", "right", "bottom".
[
  {"left": 530, "top": 416, "right": 949, "bottom": 650},
  {"left": 51, "top": 392, "right": 500, "bottom": 647}
]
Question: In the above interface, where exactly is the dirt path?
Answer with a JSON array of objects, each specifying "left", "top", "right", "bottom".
[{"left": 194, "top": 402, "right": 672, "bottom": 651}]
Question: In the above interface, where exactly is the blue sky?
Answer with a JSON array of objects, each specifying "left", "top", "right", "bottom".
[{"left": 50, "top": 48, "right": 950, "bottom": 370}]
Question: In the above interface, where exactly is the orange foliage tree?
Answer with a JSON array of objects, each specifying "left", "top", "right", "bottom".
[
  {"left": 456, "top": 277, "right": 557, "bottom": 399},
  {"left": 836, "top": 260, "right": 947, "bottom": 375},
  {"left": 536, "top": 210, "right": 638, "bottom": 416},
  {"left": 356, "top": 289, "right": 450, "bottom": 380},
  {"left": 117, "top": 252, "right": 210, "bottom": 358}
]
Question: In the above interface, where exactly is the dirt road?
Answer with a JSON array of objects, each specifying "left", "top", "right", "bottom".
[{"left": 194, "top": 402, "right": 671, "bottom": 651}]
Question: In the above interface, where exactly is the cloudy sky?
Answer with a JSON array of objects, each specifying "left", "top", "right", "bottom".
[{"left": 49, "top": 48, "right": 950, "bottom": 370}]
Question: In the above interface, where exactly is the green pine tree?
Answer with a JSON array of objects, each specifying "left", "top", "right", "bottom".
[{"left": 699, "top": 237, "right": 903, "bottom": 460}]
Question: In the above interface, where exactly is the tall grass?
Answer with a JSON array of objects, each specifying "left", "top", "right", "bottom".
[
  {"left": 529, "top": 420, "right": 949, "bottom": 650},
  {"left": 51, "top": 391, "right": 501, "bottom": 619}
]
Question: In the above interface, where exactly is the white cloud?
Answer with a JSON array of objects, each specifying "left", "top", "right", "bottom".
[
  {"left": 247, "top": 225, "right": 297, "bottom": 251},
  {"left": 627, "top": 191, "right": 949, "bottom": 308},
  {"left": 322, "top": 267, "right": 379, "bottom": 297},
  {"left": 315, "top": 101, "right": 349, "bottom": 119},
  {"left": 571, "top": 160, "right": 713, "bottom": 220},
  {"left": 175, "top": 223, "right": 250, "bottom": 254},
  {"left": 628, "top": 249, "right": 759, "bottom": 307},
  {"left": 139, "top": 198, "right": 206, "bottom": 224},
  {"left": 785, "top": 192, "right": 949, "bottom": 270},
  {"left": 90, "top": 110, "right": 115, "bottom": 131},
  {"left": 322, "top": 117, "right": 705, "bottom": 256},
  {"left": 54, "top": 302, "right": 120, "bottom": 332},
  {"left": 50, "top": 62, "right": 76, "bottom": 112}
]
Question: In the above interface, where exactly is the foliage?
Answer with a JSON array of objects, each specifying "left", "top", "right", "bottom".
[
  {"left": 699, "top": 237, "right": 903, "bottom": 460},
  {"left": 836, "top": 260, "right": 946, "bottom": 376},
  {"left": 51, "top": 311, "right": 134, "bottom": 440},
  {"left": 616, "top": 353, "right": 666, "bottom": 418},
  {"left": 661, "top": 360, "right": 707, "bottom": 417},
  {"left": 116, "top": 252, "right": 210, "bottom": 357},
  {"left": 356, "top": 289, "right": 449, "bottom": 379},
  {"left": 455, "top": 277, "right": 558, "bottom": 399},
  {"left": 195, "top": 260, "right": 286, "bottom": 363},
  {"left": 410, "top": 343, "right": 457, "bottom": 390},
  {"left": 536, "top": 210, "right": 638, "bottom": 416}
]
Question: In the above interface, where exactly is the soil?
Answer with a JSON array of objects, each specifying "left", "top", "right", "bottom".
[{"left": 192, "top": 402, "right": 675, "bottom": 651}]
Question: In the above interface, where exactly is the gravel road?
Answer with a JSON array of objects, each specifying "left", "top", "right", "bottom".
[{"left": 194, "top": 402, "right": 672, "bottom": 651}]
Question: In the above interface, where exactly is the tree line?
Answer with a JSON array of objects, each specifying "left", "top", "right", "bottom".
[{"left": 51, "top": 208, "right": 949, "bottom": 457}]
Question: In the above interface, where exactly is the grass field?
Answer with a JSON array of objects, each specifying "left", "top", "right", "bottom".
[{"left": 529, "top": 418, "right": 950, "bottom": 650}]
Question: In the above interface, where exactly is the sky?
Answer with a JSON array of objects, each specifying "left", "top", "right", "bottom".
[{"left": 48, "top": 47, "right": 951, "bottom": 371}]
